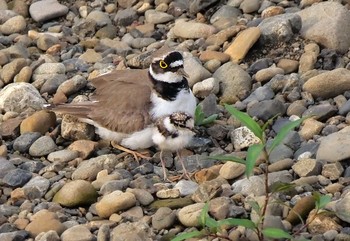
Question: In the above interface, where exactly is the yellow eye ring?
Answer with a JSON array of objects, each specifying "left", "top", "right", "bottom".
[{"left": 159, "top": 60, "right": 168, "bottom": 69}]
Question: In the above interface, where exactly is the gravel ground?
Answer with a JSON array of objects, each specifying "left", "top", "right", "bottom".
[{"left": 1, "top": 0, "right": 350, "bottom": 241}]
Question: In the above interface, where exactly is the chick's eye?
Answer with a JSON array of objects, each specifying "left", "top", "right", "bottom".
[{"left": 159, "top": 60, "right": 168, "bottom": 69}]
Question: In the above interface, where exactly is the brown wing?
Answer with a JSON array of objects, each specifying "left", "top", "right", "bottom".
[{"left": 52, "top": 69, "right": 154, "bottom": 134}]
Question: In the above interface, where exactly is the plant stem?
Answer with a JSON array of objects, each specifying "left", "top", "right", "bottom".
[{"left": 259, "top": 149, "right": 270, "bottom": 241}]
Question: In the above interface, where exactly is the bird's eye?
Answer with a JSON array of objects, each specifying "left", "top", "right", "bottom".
[{"left": 159, "top": 60, "right": 168, "bottom": 69}]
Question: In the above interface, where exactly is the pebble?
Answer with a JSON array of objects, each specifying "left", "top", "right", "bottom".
[
  {"left": 152, "top": 207, "right": 176, "bottom": 230},
  {"left": 219, "top": 161, "right": 246, "bottom": 179},
  {"left": 28, "top": 136, "right": 57, "bottom": 157},
  {"left": 177, "top": 203, "right": 205, "bottom": 227},
  {"left": 321, "top": 162, "right": 344, "bottom": 180},
  {"left": 335, "top": 192, "right": 350, "bottom": 223},
  {"left": 0, "top": 1, "right": 349, "bottom": 240},
  {"left": 174, "top": 180, "right": 199, "bottom": 196},
  {"left": 13, "top": 132, "right": 41, "bottom": 153},
  {"left": 2, "top": 168, "right": 32, "bottom": 187},
  {"left": 292, "top": 158, "right": 322, "bottom": 177},
  {"left": 224, "top": 27, "right": 261, "bottom": 63},
  {"left": 20, "top": 110, "right": 56, "bottom": 135},
  {"left": 213, "top": 62, "right": 252, "bottom": 104},
  {"left": 47, "top": 149, "right": 79, "bottom": 163},
  {"left": 29, "top": 0, "right": 69, "bottom": 22},
  {"left": 192, "top": 77, "right": 220, "bottom": 98},
  {"left": 172, "top": 20, "right": 217, "bottom": 39},
  {"left": 0, "top": 15, "right": 26, "bottom": 35},
  {"left": 25, "top": 209, "right": 66, "bottom": 238},
  {"left": 303, "top": 68, "right": 350, "bottom": 99},
  {"left": 145, "top": 9, "right": 174, "bottom": 24},
  {"left": 96, "top": 191, "right": 136, "bottom": 218},
  {"left": 316, "top": 132, "right": 350, "bottom": 163},
  {"left": 61, "top": 225, "right": 95, "bottom": 241}
]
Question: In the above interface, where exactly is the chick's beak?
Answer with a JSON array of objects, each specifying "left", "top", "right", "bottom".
[{"left": 177, "top": 68, "right": 189, "bottom": 78}]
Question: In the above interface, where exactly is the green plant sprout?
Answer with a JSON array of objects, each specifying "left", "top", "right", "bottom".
[
  {"left": 172, "top": 104, "right": 331, "bottom": 241},
  {"left": 194, "top": 105, "right": 218, "bottom": 126}
]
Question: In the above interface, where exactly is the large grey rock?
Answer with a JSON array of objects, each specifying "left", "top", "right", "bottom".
[
  {"left": 335, "top": 192, "right": 350, "bottom": 223},
  {"left": 247, "top": 99, "right": 286, "bottom": 122},
  {"left": 0, "top": 83, "right": 46, "bottom": 112},
  {"left": 298, "top": 1, "right": 350, "bottom": 53},
  {"left": 29, "top": 136, "right": 57, "bottom": 157},
  {"left": 258, "top": 13, "right": 301, "bottom": 44},
  {"left": 213, "top": 62, "right": 252, "bottom": 104}
]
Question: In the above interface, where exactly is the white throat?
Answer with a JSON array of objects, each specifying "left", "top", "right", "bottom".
[{"left": 149, "top": 66, "right": 183, "bottom": 83}]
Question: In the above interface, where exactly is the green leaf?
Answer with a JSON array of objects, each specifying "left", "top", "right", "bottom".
[
  {"left": 209, "top": 155, "right": 246, "bottom": 165},
  {"left": 206, "top": 216, "right": 219, "bottom": 232},
  {"left": 199, "top": 203, "right": 209, "bottom": 227},
  {"left": 225, "top": 104, "right": 263, "bottom": 140},
  {"left": 194, "top": 105, "right": 205, "bottom": 126},
  {"left": 268, "top": 117, "right": 307, "bottom": 154},
  {"left": 217, "top": 218, "right": 256, "bottom": 229},
  {"left": 246, "top": 143, "right": 264, "bottom": 177},
  {"left": 170, "top": 230, "right": 204, "bottom": 241},
  {"left": 261, "top": 114, "right": 280, "bottom": 132},
  {"left": 247, "top": 200, "right": 261, "bottom": 215},
  {"left": 269, "top": 182, "right": 296, "bottom": 194},
  {"left": 201, "top": 114, "right": 218, "bottom": 125},
  {"left": 262, "top": 228, "right": 293, "bottom": 239},
  {"left": 313, "top": 192, "right": 331, "bottom": 210}
]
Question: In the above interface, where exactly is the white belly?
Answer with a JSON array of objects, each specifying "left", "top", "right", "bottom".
[{"left": 150, "top": 89, "right": 196, "bottom": 118}]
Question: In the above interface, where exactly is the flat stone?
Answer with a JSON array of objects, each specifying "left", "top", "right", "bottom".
[
  {"left": 13, "top": 132, "right": 41, "bottom": 153},
  {"left": 29, "top": 0, "right": 69, "bottom": 22},
  {"left": 53, "top": 180, "right": 98, "bottom": 207},
  {"left": 61, "top": 225, "right": 94, "bottom": 241},
  {"left": 2, "top": 168, "right": 32, "bottom": 187},
  {"left": 25, "top": 210, "right": 66, "bottom": 238},
  {"left": 316, "top": 132, "right": 350, "bottom": 163},
  {"left": 68, "top": 140, "right": 98, "bottom": 159},
  {"left": 20, "top": 110, "right": 56, "bottom": 135},
  {"left": 145, "top": 9, "right": 174, "bottom": 24},
  {"left": 23, "top": 176, "right": 50, "bottom": 198},
  {"left": 303, "top": 68, "right": 350, "bottom": 99},
  {"left": 47, "top": 149, "right": 79, "bottom": 163},
  {"left": 184, "top": 56, "right": 212, "bottom": 87},
  {"left": 28, "top": 136, "right": 57, "bottom": 157},
  {"left": 177, "top": 203, "right": 205, "bottom": 227},
  {"left": 224, "top": 27, "right": 261, "bottom": 63},
  {"left": 255, "top": 67, "right": 284, "bottom": 83},
  {"left": 96, "top": 191, "right": 136, "bottom": 218},
  {"left": 152, "top": 207, "right": 176, "bottom": 230},
  {"left": 126, "top": 188, "right": 154, "bottom": 206},
  {"left": 0, "top": 15, "right": 26, "bottom": 35},
  {"left": 219, "top": 161, "right": 246, "bottom": 180},
  {"left": 292, "top": 158, "right": 322, "bottom": 177},
  {"left": 172, "top": 19, "right": 217, "bottom": 39}
]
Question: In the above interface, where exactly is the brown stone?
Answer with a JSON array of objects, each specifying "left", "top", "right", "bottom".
[
  {"left": 20, "top": 110, "right": 56, "bottom": 135},
  {"left": 261, "top": 6, "right": 285, "bottom": 18},
  {"left": 224, "top": 27, "right": 261, "bottom": 63},
  {"left": 277, "top": 58, "right": 299, "bottom": 74},
  {"left": 68, "top": 140, "right": 98, "bottom": 159},
  {"left": 0, "top": 117, "right": 23, "bottom": 138},
  {"left": 199, "top": 51, "right": 230, "bottom": 63},
  {"left": 25, "top": 210, "right": 66, "bottom": 237},
  {"left": 286, "top": 195, "right": 315, "bottom": 224},
  {"left": 194, "top": 165, "right": 222, "bottom": 184}
]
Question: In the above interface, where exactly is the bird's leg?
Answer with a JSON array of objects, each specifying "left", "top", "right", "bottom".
[
  {"left": 177, "top": 150, "right": 192, "bottom": 180},
  {"left": 159, "top": 150, "right": 168, "bottom": 181},
  {"left": 111, "top": 141, "right": 151, "bottom": 162}
]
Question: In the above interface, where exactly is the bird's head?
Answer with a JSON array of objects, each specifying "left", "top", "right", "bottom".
[{"left": 149, "top": 51, "right": 189, "bottom": 83}]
